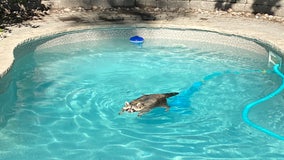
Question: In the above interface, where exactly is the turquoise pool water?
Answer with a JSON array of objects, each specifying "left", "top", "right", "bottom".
[{"left": 0, "top": 29, "right": 284, "bottom": 159}]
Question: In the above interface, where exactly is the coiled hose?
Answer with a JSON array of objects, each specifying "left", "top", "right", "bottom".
[{"left": 242, "top": 64, "right": 284, "bottom": 140}]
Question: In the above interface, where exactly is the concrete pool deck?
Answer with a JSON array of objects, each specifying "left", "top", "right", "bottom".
[{"left": 1, "top": 9, "right": 284, "bottom": 77}]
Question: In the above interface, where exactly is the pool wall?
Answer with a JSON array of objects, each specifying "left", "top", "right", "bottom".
[
  {"left": 12, "top": 27, "right": 284, "bottom": 73},
  {"left": 33, "top": 28, "right": 267, "bottom": 54},
  {"left": 47, "top": 0, "right": 284, "bottom": 16},
  {"left": 0, "top": 73, "right": 16, "bottom": 128}
]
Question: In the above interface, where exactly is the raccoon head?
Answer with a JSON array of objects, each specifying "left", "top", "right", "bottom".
[
  {"left": 132, "top": 103, "right": 144, "bottom": 111},
  {"left": 122, "top": 102, "right": 131, "bottom": 111}
]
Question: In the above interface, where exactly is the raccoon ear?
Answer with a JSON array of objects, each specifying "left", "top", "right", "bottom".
[
  {"left": 137, "top": 103, "right": 143, "bottom": 108},
  {"left": 125, "top": 101, "right": 130, "bottom": 106}
]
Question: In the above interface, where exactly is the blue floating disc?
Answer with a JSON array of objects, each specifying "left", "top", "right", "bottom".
[{"left": 130, "top": 36, "right": 144, "bottom": 44}]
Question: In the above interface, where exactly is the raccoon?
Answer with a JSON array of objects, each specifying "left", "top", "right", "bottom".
[{"left": 119, "top": 92, "right": 178, "bottom": 116}]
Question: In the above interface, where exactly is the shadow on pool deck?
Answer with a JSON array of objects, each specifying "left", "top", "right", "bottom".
[
  {"left": 56, "top": 7, "right": 187, "bottom": 25},
  {"left": 214, "top": 0, "right": 282, "bottom": 15},
  {"left": 251, "top": 0, "right": 282, "bottom": 15}
]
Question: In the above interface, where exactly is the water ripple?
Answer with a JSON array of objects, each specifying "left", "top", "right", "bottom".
[{"left": 1, "top": 35, "right": 283, "bottom": 159}]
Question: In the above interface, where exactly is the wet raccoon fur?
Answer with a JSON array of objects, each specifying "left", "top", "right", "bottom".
[{"left": 119, "top": 92, "right": 178, "bottom": 116}]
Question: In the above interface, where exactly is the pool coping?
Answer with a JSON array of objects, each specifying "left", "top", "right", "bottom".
[{"left": 1, "top": 12, "right": 284, "bottom": 78}]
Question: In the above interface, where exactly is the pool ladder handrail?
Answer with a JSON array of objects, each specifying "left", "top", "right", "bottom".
[{"left": 242, "top": 64, "right": 284, "bottom": 140}]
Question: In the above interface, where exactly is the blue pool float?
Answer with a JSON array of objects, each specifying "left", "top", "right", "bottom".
[{"left": 130, "top": 36, "right": 144, "bottom": 44}]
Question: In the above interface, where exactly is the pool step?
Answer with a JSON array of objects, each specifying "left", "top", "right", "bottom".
[{"left": 268, "top": 51, "right": 282, "bottom": 69}]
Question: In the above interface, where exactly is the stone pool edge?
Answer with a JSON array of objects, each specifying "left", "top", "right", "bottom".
[{"left": 1, "top": 17, "right": 284, "bottom": 78}]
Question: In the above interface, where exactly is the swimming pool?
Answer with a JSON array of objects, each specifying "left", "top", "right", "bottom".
[{"left": 0, "top": 28, "right": 283, "bottom": 159}]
